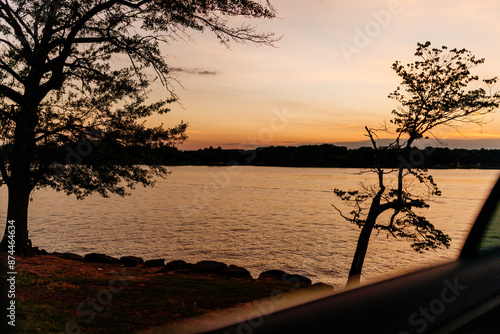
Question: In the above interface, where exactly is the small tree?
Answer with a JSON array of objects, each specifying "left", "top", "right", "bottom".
[
  {"left": 334, "top": 42, "right": 500, "bottom": 287},
  {"left": 0, "top": 0, "right": 278, "bottom": 255}
]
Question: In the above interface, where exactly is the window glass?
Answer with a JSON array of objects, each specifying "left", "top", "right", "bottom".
[{"left": 478, "top": 200, "right": 500, "bottom": 253}]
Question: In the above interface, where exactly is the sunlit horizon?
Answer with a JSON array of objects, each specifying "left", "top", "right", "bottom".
[{"left": 145, "top": 0, "right": 500, "bottom": 151}]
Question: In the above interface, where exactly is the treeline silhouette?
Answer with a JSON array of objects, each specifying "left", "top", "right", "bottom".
[
  {"left": 55, "top": 141, "right": 500, "bottom": 169},
  {"left": 154, "top": 144, "right": 500, "bottom": 168}
]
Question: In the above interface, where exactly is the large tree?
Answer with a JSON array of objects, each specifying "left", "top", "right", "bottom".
[
  {"left": 334, "top": 42, "right": 500, "bottom": 287},
  {"left": 0, "top": 0, "right": 277, "bottom": 255}
]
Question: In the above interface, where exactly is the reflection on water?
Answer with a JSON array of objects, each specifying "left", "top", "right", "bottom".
[{"left": 2, "top": 167, "right": 498, "bottom": 290}]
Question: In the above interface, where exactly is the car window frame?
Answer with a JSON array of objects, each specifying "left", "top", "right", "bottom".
[{"left": 460, "top": 175, "right": 500, "bottom": 258}]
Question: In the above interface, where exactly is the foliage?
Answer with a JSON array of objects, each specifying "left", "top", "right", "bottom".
[
  {"left": 333, "top": 131, "right": 451, "bottom": 253},
  {"left": 0, "top": 0, "right": 277, "bottom": 196},
  {"left": 334, "top": 42, "right": 500, "bottom": 285},
  {"left": 153, "top": 145, "right": 500, "bottom": 168},
  {"left": 389, "top": 41, "right": 499, "bottom": 140},
  {"left": 0, "top": 0, "right": 278, "bottom": 254}
]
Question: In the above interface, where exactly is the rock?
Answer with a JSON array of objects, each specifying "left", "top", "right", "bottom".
[
  {"left": 258, "top": 270, "right": 312, "bottom": 286},
  {"left": 290, "top": 274, "right": 312, "bottom": 286},
  {"left": 54, "top": 252, "right": 84, "bottom": 261},
  {"left": 309, "top": 283, "right": 334, "bottom": 291},
  {"left": 31, "top": 247, "right": 49, "bottom": 255},
  {"left": 258, "top": 269, "right": 288, "bottom": 281},
  {"left": 162, "top": 260, "right": 194, "bottom": 272},
  {"left": 120, "top": 256, "right": 144, "bottom": 267},
  {"left": 219, "top": 265, "right": 252, "bottom": 279},
  {"left": 191, "top": 260, "right": 227, "bottom": 274},
  {"left": 143, "top": 259, "right": 165, "bottom": 268},
  {"left": 83, "top": 253, "right": 120, "bottom": 264}
]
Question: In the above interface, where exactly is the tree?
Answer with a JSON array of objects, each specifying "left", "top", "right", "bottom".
[
  {"left": 0, "top": 0, "right": 278, "bottom": 255},
  {"left": 333, "top": 42, "right": 500, "bottom": 287}
]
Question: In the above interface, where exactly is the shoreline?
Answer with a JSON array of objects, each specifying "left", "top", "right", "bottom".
[
  {"left": 14, "top": 250, "right": 335, "bottom": 333},
  {"left": 28, "top": 247, "right": 331, "bottom": 287}
]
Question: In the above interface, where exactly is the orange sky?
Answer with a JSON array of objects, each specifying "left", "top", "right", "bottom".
[{"left": 146, "top": 0, "right": 500, "bottom": 150}]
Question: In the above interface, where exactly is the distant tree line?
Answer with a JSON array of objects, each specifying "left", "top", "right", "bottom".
[{"left": 94, "top": 143, "right": 500, "bottom": 169}]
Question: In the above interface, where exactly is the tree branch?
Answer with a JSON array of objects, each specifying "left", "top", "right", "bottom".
[
  {"left": 0, "top": 151, "right": 10, "bottom": 186},
  {"left": 0, "top": 84, "right": 22, "bottom": 103},
  {"left": 0, "top": 57, "right": 24, "bottom": 84},
  {"left": 0, "top": 0, "right": 32, "bottom": 56}
]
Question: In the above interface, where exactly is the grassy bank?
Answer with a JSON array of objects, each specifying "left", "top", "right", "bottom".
[{"left": 14, "top": 255, "right": 330, "bottom": 333}]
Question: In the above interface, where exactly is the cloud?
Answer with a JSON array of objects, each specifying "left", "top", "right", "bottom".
[
  {"left": 197, "top": 70, "right": 219, "bottom": 75},
  {"left": 170, "top": 67, "right": 219, "bottom": 76}
]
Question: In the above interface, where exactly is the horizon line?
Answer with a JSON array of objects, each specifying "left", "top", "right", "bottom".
[{"left": 178, "top": 138, "right": 500, "bottom": 151}]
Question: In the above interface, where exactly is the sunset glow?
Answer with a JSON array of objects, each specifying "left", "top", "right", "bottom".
[{"left": 149, "top": 0, "right": 500, "bottom": 150}]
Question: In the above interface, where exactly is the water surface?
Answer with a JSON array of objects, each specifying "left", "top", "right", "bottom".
[{"left": 3, "top": 166, "right": 498, "bottom": 290}]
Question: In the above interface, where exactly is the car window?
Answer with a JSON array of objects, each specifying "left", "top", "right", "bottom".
[
  {"left": 477, "top": 199, "right": 500, "bottom": 253},
  {"left": 460, "top": 176, "right": 500, "bottom": 258}
]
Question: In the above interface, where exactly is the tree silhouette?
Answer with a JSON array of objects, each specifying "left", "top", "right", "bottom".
[
  {"left": 0, "top": 0, "right": 278, "bottom": 254},
  {"left": 334, "top": 42, "right": 500, "bottom": 287}
]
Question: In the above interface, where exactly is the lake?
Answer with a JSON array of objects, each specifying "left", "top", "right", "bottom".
[{"left": 3, "top": 166, "right": 499, "bottom": 290}]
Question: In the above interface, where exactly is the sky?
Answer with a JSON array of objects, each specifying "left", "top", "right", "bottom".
[{"left": 147, "top": 0, "right": 500, "bottom": 150}]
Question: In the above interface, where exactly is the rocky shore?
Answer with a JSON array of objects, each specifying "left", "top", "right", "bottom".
[
  {"left": 31, "top": 247, "right": 332, "bottom": 289},
  {"left": 15, "top": 247, "right": 335, "bottom": 332}
]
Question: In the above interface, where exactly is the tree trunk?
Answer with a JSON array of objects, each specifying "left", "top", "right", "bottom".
[
  {"left": 0, "top": 104, "right": 37, "bottom": 255},
  {"left": 0, "top": 185, "right": 31, "bottom": 255},
  {"left": 346, "top": 190, "right": 383, "bottom": 288}
]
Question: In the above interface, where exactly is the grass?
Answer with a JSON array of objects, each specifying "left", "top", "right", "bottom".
[{"left": 14, "top": 255, "right": 319, "bottom": 333}]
